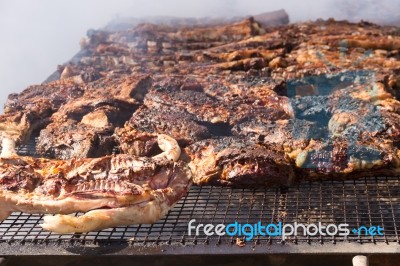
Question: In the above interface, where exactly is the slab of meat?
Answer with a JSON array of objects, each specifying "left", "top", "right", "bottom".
[
  {"left": 36, "top": 75, "right": 152, "bottom": 159},
  {"left": 231, "top": 72, "right": 400, "bottom": 179},
  {"left": 115, "top": 105, "right": 211, "bottom": 157},
  {"left": 144, "top": 84, "right": 232, "bottom": 124},
  {"left": 4, "top": 84, "right": 82, "bottom": 114},
  {"left": 0, "top": 81, "right": 84, "bottom": 144},
  {"left": 144, "top": 75, "right": 292, "bottom": 126},
  {"left": 185, "top": 137, "right": 294, "bottom": 187},
  {"left": 0, "top": 135, "right": 191, "bottom": 233},
  {"left": 37, "top": 98, "right": 136, "bottom": 159}
]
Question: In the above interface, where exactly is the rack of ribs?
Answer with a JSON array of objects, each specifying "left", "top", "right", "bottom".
[{"left": 0, "top": 135, "right": 191, "bottom": 233}]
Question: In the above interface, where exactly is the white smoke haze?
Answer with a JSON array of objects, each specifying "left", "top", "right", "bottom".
[{"left": 0, "top": 0, "right": 399, "bottom": 111}]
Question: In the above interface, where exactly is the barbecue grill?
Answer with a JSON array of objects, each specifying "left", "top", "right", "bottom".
[{"left": 1, "top": 139, "right": 399, "bottom": 265}]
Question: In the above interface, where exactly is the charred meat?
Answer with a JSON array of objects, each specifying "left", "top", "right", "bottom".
[
  {"left": 0, "top": 135, "right": 191, "bottom": 233},
  {"left": 185, "top": 137, "right": 294, "bottom": 187},
  {"left": 115, "top": 105, "right": 211, "bottom": 157},
  {"left": 35, "top": 75, "right": 152, "bottom": 159},
  {"left": 2, "top": 17, "right": 400, "bottom": 199},
  {"left": 37, "top": 98, "right": 137, "bottom": 159}
]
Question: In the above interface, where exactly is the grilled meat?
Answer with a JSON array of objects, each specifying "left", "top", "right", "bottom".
[
  {"left": 0, "top": 135, "right": 191, "bottom": 233},
  {"left": 37, "top": 98, "right": 136, "bottom": 159},
  {"left": 145, "top": 84, "right": 231, "bottom": 124},
  {"left": 3, "top": 17, "right": 400, "bottom": 194},
  {"left": 145, "top": 75, "right": 292, "bottom": 126},
  {"left": 115, "top": 105, "right": 211, "bottom": 156},
  {"left": 37, "top": 119, "right": 116, "bottom": 160},
  {"left": 0, "top": 81, "right": 84, "bottom": 144},
  {"left": 185, "top": 137, "right": 294, "bottom": 187},
  {"left": 232, "top": 71, "right": 400, "bottom": 180},
  {"left": 4, "top": 81, "right": 84, "bottom": 114},
  {"left": 36, "top": 75, "right": 152, "bottom": 159},
  {"left": 232, "top": 119, "right": 321, "bottom": 153},
  {"left": 0, "top": 100, "right": 53, "bottom": 144}
]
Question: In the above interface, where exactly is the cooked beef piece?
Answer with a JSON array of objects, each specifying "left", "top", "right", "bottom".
[
  {"left": 0, "top": 80, "right": 85, "bottom": 144},
  {"left": 293, "top": 138, "right": 400, "bottom": 180},
  {"left": 50, "top": 97, "right": 137, "bottom": 123},
  {"left": 145, "top": 76, "right": 291, "bottom": 126},
  {"left": 36, "top": 74, "right": 152, "bottom": 160},
  {"left": 233, "top": 118, "right": 400, "bottom": 181},
  {"left": 144, "top": 85, "right": 231, "bottom": 123},
  {"left": 224, "top": 97, "right": 292, "bottom": 125},
  {"left": 84, "top": 74, "right": 153, "bottom": 104},
  {"left": 185, "top": 137, "right": 294, "bottom": 187},
  {"left": 37, "top": 99, "right": 137, "bottom": 159},
  {"left": 201, "top": 74, "right": 286, "bottom": 99},
  {"left": 0, "top": 100, "right": 54, "bottom": 144},
  {"left": 115, "top": 105, "right": 210, "bottom": 156},
  {"left": 37, "top": 120, "right": 115, "bottom": 160},
  {"left": 164, "top": 18, "right": 265, "bottom": 45},
  {"left": 233, "top": 74, "right": 400, "bottom": 180},
  {"left": 233, "top": 119, "right": 322, "bottom": 151},
  {"left": 4, "top": 82, "right": 84, "bottom": 114},
  {"left": 0, "top": 136, "right": 191, "bottom": 233},
  {"left": 204, "top": 76, "right": 292, "bottom": 123}
]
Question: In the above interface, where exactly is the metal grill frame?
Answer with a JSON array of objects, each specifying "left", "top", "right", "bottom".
[{"left": 0, "top": 141, "right": 400, "bottom": 255}]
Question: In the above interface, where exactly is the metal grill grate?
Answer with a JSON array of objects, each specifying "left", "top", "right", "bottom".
[{"left": 0, "top": 139, "right": 399, "bottom": 255}]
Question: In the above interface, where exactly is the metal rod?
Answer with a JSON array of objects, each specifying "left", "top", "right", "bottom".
[
  {"left": 0, "top": 257, "right": 7, "bottom": 266},
  {"left": 352, "top": 255, "right": 368, "bottom": 266}
]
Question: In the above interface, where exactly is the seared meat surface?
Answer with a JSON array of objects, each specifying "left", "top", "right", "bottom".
[
  {"left": 35, "top": 75, "right": 152, "bottom": 159},
  {"left": 37, "top": 98, "right": 137, "bottom": 159},
  {"left": 2, "top": 17, "right": 400, "bottom": 191},
  {"left": 115, "top": 105, "right": 211, "bottom": 157},
  {"left": 37, "top": 119, "right": 116, "bottom": 160},
  {"left": 0, "top": 135, "right": 191, "bottom": 233},
  {"left": 144, "top": 85, "right": 231, "bottom": 124},
  {"left": 232, "top": 71, "right": 400, "bottom": 180},
  {"left": 185, "top": 137, "right": 294, "bottom": 187},
  {"left": 0, "top": 81, "right": 85, "bottom": 144}
]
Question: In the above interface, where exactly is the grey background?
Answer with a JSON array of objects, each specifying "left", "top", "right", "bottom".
[{"left": 0, "top": 0, "right": 398, "bottom": 112}]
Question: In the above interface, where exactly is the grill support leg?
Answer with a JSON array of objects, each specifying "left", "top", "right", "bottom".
[
  {"left": 352, "top": 255, "right": 368, "bottom": 266},
  {"left": 0, "top": 257, "right": 7, "bottom": 266}
]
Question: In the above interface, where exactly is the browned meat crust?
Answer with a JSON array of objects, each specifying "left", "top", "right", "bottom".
[
  {"left": 0, "top": 136, "right": 191, "bottom": 233},
  {"left": 2, "top": 18, "right": 400, "bottom": 189},
  {"left": 115, "top": 105, "right": 211, "bottom": 157},
  {"left": 185, "top": 137, "right": 294, "bottom": 187},
  {"left": 35, "top": 74, "right": 152, "bottom": 159},
  {"left": 37, "top": 98, "right": 137, "bottom": 159}
]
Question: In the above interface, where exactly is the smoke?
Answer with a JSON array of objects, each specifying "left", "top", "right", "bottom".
[{"left": 0, "top": 0, "right": 399, "bottom": 112}]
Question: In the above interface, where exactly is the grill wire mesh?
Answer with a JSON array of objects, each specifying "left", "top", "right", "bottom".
[{"left": 0, "top": 139, "right": 399, "bottom": 248}]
